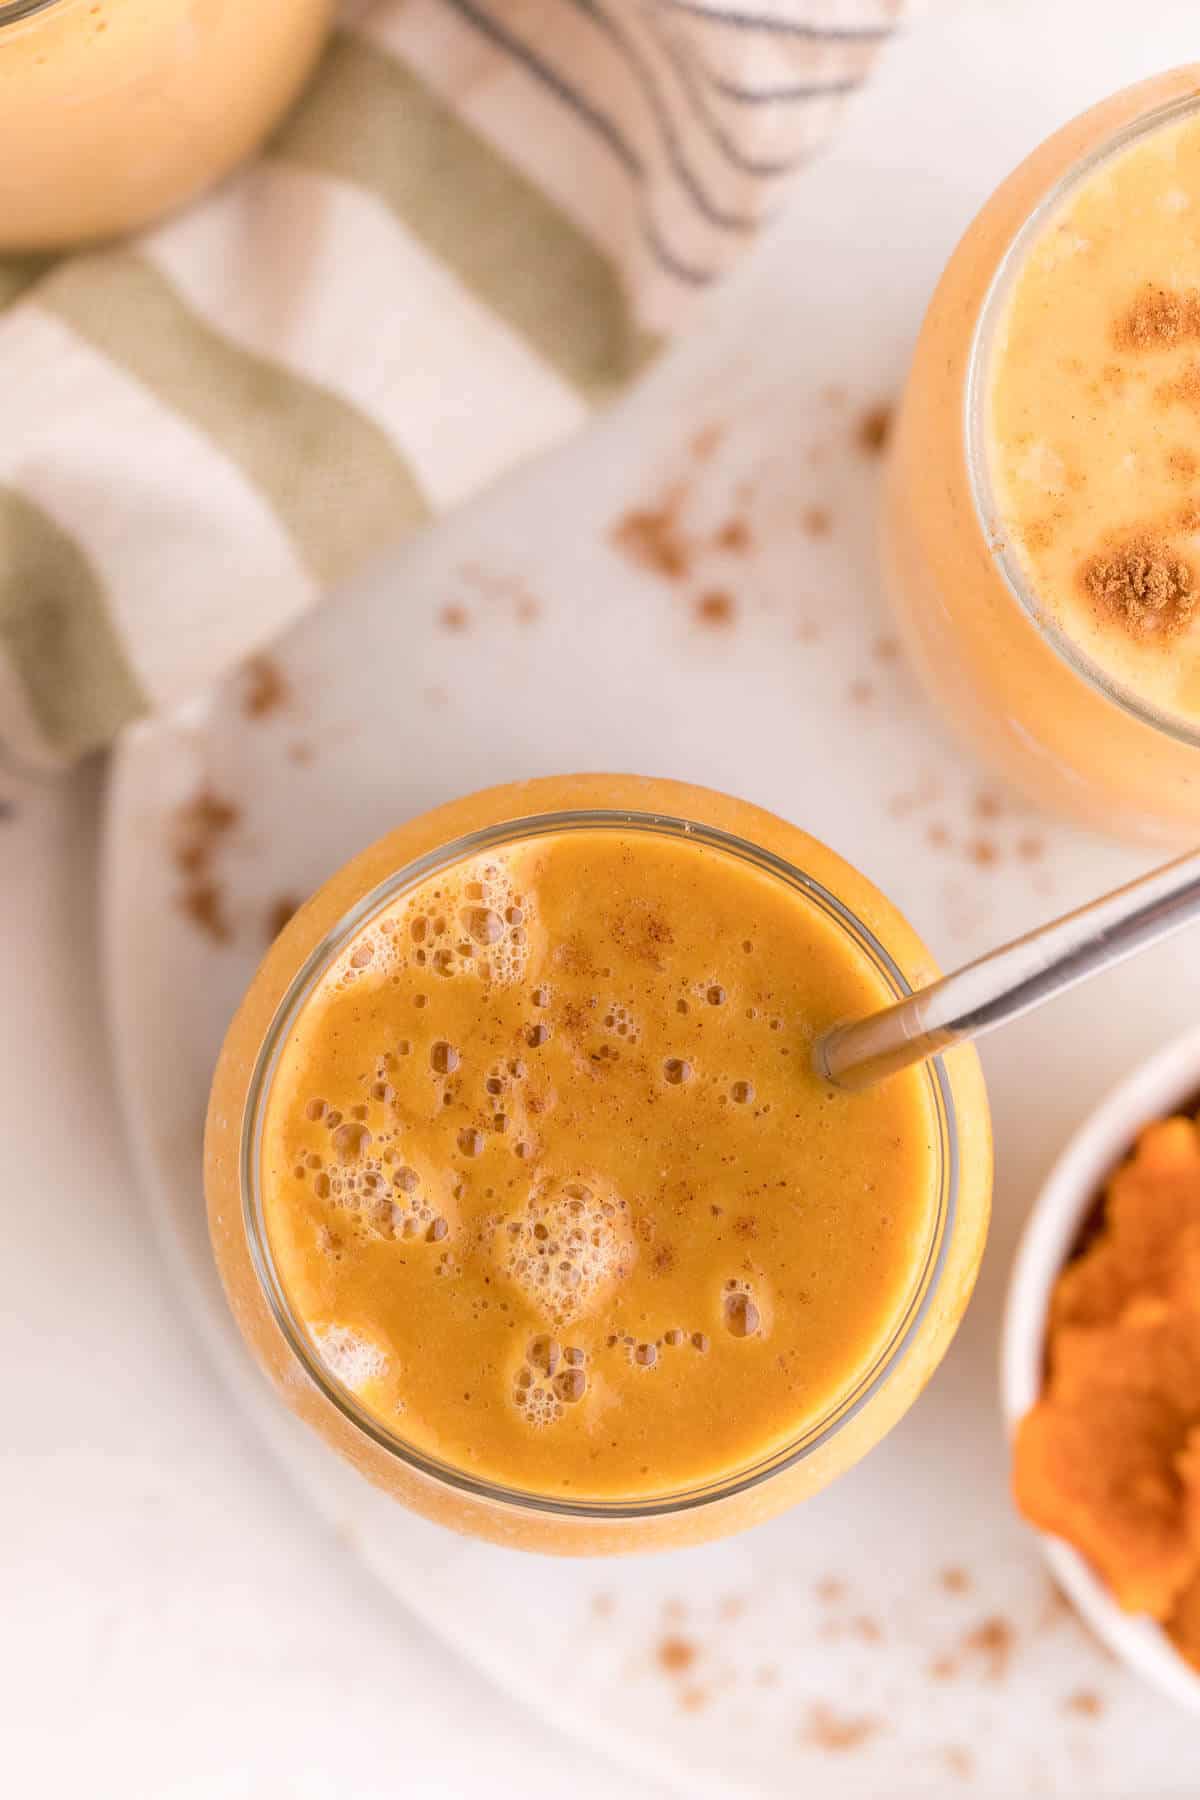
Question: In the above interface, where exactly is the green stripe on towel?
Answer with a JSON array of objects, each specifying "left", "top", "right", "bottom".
[
  {"left": 38, "top": 252, "right": 430, "bottom": 588},
  {"left": 0, "top": 487, "right": 145, "bottom": 759},
  {"left": 274, "top": 32, "right": 656, "bottom": 397}
]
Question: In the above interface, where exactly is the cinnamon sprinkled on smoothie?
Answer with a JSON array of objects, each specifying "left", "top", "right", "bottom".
[
  {"left": 1080, "top": 535, "right": 1196, "bottom": 638},
  {"left": 1157, "top": 363, "right": 1200, "bottom": 412},
  {"left": 1115, "top": 284, "right": 1200, "bottom": 350}
]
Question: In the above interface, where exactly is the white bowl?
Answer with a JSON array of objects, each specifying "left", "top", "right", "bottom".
[{"left": 1001, "top": 1020, "right": 1200, "bottom": 1714}]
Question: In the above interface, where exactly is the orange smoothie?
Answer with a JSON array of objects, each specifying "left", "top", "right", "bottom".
[
  {"left": 0, "top": 0, "right": 332, "bottom": 251},
  {"left": 207, "top": 777, "right": 991, "bottom": 1552},
  {"left": 887, "top": 71, "right": 1200, "bottom": 842}
]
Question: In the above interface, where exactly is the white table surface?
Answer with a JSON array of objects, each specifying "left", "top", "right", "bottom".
[{"left": 0, "top": 765, "right": 656, "bottom": 1798}]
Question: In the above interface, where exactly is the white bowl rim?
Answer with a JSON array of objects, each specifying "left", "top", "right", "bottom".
[{"left": 1000, "top": 1018, "right": 1200, "bottom": 1715}]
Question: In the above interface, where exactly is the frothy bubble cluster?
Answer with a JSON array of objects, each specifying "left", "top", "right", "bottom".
[
  {"left": 312, "top": 1324, "right": 387, "bottom": 1391},
  {"left": 601, "top": 1002, "right": 640, "bottom": 1041},
  {"left": 324, "top": 855, "right": 533, "bottom": 993},
  {"left": 511, "top": 1335, "right": 589, "bottom": 1426},
  {"left": 300, "top": 1099, "right": 448, "bottom": 1245},
  {"left": 500, "top": 1177, "right": 633, "bottom": 1324}
]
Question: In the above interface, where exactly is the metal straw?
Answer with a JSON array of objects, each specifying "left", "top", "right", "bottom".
[{"left": 815, "top": 845, "right": 1200, "bottom": 1091}]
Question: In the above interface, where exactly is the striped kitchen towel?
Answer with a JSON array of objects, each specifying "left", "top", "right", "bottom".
[{"left": 0, "top": 0, "right": 904, "bottom": 769}]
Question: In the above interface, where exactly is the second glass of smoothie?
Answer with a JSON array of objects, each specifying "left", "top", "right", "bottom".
[
  {"left": 887, "top": 68, "right": 1200, "bottom": 843},
  {"left": 206, "top": 775, "right": 992, "bottom": 1553}
]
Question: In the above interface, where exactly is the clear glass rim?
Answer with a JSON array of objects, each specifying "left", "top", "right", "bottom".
[
  {"left": 966, "top": 86, "right": 1200, "bottom": 752},
  {"left": 240, "top": 808, "right": 961, "bottom": 1521}
]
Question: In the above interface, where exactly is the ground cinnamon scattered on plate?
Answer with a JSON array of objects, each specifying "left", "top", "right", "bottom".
[
  {"left": 0, "top": 798, "right": 13, "bottom": 823},
  {"left": 848, "top": 679, "right": 874, "bottom": 706},
  {"left": 815, "top": 1576, "right": 847, "bottom": 1605},
  {"left": 800, "top": 1703, "right": 882, "bottom": 1752},
  {"left": 179, "top": 882, "right": 231, "bottom": 944},
  {"left": 612, "top": 487, "right": 691, "bottom": 581},
  {"left": 242, "top": 655, "right": 289, "bottom": 719},
  {"left": 941, "top": 1745, "right": 974, "bottom": 1781},
  {"left": 1063, "top": 1688, "right": 1105, "bottom": 1718},
  {"left": 172, "top": 787, "right": 240, "bottom": 944},
  {"left": 693, "top": 590, "right": 736, "bottom": 628},
  {"left": 690, "top": 422, "right": 724, "bottom": 461},
  {"left": 1017, "top": 833, "right": 1044, "bottom": 862},
  {"left": 939, "top": 1567, "right": 972, "bottom": 1595},
  {"left": 801, "top": 506, "right": 832, "bottom": 539},
  {"left": 856, "top": 403, "right": 893, "bottom": 456},
  {"left": 656, "top": 1635, "right": 697, "bottom": 1676},
  {"left": 963, "top": 1616, "right": 1014, "bottom": 1680},
  {"left": 873, "top": 635, "right": 900, "bottom": 663},
  {"left": 928, "top": 1615, "right": 1014, "bottom": 1683},
  {"left": 266, "top": 895, "right": 300, "bottom": 942},
  {"left": 438, "top": 603, "right": 470, "bottom": 633},
  {"left": 713, "top": 517, "right": 751, "bottom": 554},
  {"left": 591, "top": 1592, "right": 614, "bottom": 1618},
  {"left": 967, "top": 837, "right": 999, "bottom": 869}
]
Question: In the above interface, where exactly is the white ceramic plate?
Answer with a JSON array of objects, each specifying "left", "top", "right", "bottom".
[{"left": 104, "top": 2, "right": 1200, "bottom": 1792}]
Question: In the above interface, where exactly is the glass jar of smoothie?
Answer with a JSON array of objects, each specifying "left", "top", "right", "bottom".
[
  {"left": 206, "top": 775, "right": 992, "bottom": 1553},
  {"left": 886, "top": 69, "right": 1200, "bottom": 844},
  {"left": 0, "top": 0, "right": 333, "bottom": 251}
]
